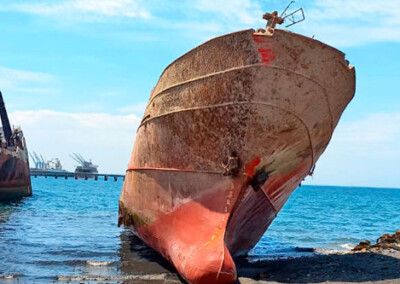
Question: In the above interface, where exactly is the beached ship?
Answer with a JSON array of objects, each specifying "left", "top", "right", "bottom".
[
  {"left": 0, "top": 91, "right": 31, "bottom": 201},
  {"left": 70, "top": 153, "right": 98, "bottom": 178},
  {"left": 119, "top": 10, "right": 355, "bottom": 284}
]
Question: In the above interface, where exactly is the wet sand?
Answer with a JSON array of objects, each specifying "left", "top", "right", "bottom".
[
  {"left": 237, "top": 249, "right": 400, "bottom": 283},
  {"left": 120, "top": 233, "right": 400, "bottom": 284}
]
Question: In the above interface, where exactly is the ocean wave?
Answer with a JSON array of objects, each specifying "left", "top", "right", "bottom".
[
  {"left": 249, "top": 242, "right": 357, "bottom": 261},
  {"left": 2, "top": 274, "right": 20, "bottom": 279},
  {"left": 314, "top": 243, "right": 355, "bottom": 255},
  {"left": 86, "top": 260, "right": 114, "bottom": 266},
  {"left": 339, "top": 243, "right": 356, "bottom": 250}
]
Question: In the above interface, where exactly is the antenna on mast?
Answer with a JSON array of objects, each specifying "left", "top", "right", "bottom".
[
  {"left": 280, "top": 1, "right": 295, "bottom": 17},
  {"left": 280, "top": 1, "right": 305, "bottom": 28}
]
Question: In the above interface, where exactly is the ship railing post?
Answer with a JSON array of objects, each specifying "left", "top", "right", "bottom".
[
  {"left": 104, "top": 175, "right": 108, "bottom": 181},
  {"left": 114, "top": 176, "right": 117, "bottom": 182}
]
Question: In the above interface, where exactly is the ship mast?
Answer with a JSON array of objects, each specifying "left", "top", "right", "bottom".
[
  {"left": 0, "top": 91, "right": 13, "bottom": 147},
  {"left": 259, "top": 1, "right": 305, "bottom": 34}
]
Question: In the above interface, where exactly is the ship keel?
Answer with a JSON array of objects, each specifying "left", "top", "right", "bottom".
[{"left": 119, "top": 173, "right": 254, "bottom": 283}]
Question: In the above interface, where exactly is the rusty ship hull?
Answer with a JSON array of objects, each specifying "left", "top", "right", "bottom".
[
  {"left": 119, "top": 28, "right": 355, "bottom": 283},
  {"left": 0, "top": 146, "right": 31, "bottom": 200},
  {"left": 0, "top": 91, "right": 31, "bottom": 201}
]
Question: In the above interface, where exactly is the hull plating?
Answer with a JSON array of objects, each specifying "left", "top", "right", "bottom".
[
  {"left": 119, "top": 29, "right": 355, "bottom": 283},
  {"left": 0, "top": 146, "right": 31, "bottom": 200}
]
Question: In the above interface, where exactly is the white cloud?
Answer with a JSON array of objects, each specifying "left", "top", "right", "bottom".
[
  {"left": 195, "top": 0, "right": 263, "bottom": 25},
  {"left": 331, "top": 113, "right": 400, "bottom": 149},
  {"left": 9, "top": 110, "right": 140, "bottom": 174},
  {"left": 0, "top": 66, "right": 55, "bottom": 88},
  {"left": 2, "top": 0, "right": 150, "bottom": 20},
  {"left": 310, "top": 0, "right": 400, "bottom": 21},
  {"left": 307, "top": 112, "right": 400, "bottom": 188},
  {"left": 0, "top": 66, "right": 57, "bottom": 96},
  {"left": 296, "top": 0, "right": 400, "bottom": 46}
]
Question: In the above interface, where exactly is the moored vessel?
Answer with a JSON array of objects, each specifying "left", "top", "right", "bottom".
[
  {"left": 0, "top": 91, "right": 32, "bottom": 201},
  {"left": 70, "top": 153, "right": 98, "bottom": 178},
  {"left": 119, "top": 10, "right": 355, "bottom": 284}
]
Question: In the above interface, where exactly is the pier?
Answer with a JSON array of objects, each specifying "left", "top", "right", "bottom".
[{"left": 30, "top": 170, "right": 125, "bottom": 181}]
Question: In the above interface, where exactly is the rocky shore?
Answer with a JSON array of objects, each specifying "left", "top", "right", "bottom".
[
  {"left": 352, "top": 230, "right": 400, "bottom": 253},
  {"left": 238, "top": 230, "right": 400, "bottom": 284}
]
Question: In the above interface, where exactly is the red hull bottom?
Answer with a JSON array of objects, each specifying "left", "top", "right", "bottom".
[
  {"left": 120, "top": 171, "right": 276, "bottom": 284},
  {"left": 119, "top": 161, "right": 310, "bottom": 283}
]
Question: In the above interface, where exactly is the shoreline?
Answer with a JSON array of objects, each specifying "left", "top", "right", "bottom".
[
  {"left": 238, "top": 248, "right": 400, "bottom": 283},
  {"left": 118, "top": 245, "right": 400, "bottom": 284},
  {"left": 124, "top": 230, "right": 400, "bottom": 283},
  {"left": 3, "top": 240, "right": 399, "bottom": 283}
]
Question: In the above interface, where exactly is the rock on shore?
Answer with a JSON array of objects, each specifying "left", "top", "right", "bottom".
[{"left": 352, "top": 230, "right": 400, "bottom": 253}]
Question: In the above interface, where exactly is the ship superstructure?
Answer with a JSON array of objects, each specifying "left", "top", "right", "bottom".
[{"left": 70, "top": 153, "right": 98, "bottom": 178}]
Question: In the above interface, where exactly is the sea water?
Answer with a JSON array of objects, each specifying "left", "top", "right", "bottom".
[{"left": 1, "top": 178, "right": 399, "bottom": 282}]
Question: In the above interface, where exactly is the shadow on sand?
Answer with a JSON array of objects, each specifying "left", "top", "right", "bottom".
[
  {"left": 119, "top": 229, "right": 183, "bottom": 283},
  {"left": 237, "top": 251, "right": 400, "bottom": 283}
]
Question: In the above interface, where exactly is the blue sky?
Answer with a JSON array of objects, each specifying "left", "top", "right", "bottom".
[{"left": 1, "top": 0, "right": 399, "bottom": 188}]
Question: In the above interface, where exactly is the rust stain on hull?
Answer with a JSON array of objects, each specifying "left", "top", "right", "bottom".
[
  {"left": 119, "top": 28, "right": 355, "bottom": 283},
  {"left": 0, "top": 91, "right": 31, "bottom": 201},
  {"left": 0, "top": 147, "right": 31, "bottom": 200}
]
